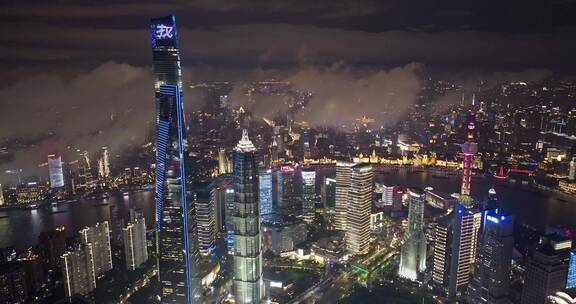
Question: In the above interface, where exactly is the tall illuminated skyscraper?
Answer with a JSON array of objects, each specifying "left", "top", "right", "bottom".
[
  {"left": 259, "top": 169, "right": 273, "bottom": 217},
  {"left": 345, "top": 164, "right": 373, "bottom": 254},
  {"left": 232, "top": 130, "right": 264, "bottom": 304},
  {"left": 123, "top": 216, "right": 148, "bottom": 271},
  {"left": 61, "top": 244, "right": 96, "bottom": 298},
  {"left": 48, "top": 154, "right": 65, "bottom": 188},
  {"left": 399, "top": 188, "right": 427, "bottom": 281},
  {"left": 301, "top": 168, "right": 316, "bottom": 223},
  {"left": 334, "top": 161, "right": 354, "bottom": 230},
  {"left": 79, "top": 221, "right": 112, "bottom": 278},
  {"left": 195, "top": 182, "right": 216, "bottom": 255},
  {"left": 151, "top": 15, "right": 200, "bottom": 303},
  {"left": 567, "top": 250, "right": 576, "bottom": 289},
  {"left": 0, "top": 183, "right": 5, "bottom": 206},
  {"left": 467, "top": 209, "right": 514, "bottom": 304}
]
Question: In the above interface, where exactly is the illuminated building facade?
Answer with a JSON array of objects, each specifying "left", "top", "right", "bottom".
[
  {"left": 0, "top": 183, "right": 5, "bottom": 206},
  {"left": 48, "top": 154, "right": 65, "bottom": 188},
  {"left": 467, "top": 209, "right": 514, "bottom": 304},
  {"left": 399, "top": 188, "right": 427, "bottom": 281},
  {"left": 334, "top": 161, "right": 354, "bottom": 230},
  {"left": 568, "top": 251, "right": 576, "bottom": 289},
  {"left": 151, "top": 14, "right": 200, "bottom": 303},
  {"left": 321, "top": 177, "right": 336, "bottom": 210},
  {"left": 123, "top": 217, "right": 148, "bottom": 271},
  {"left": 259, "top": 169, "right": 273, "bottom": 216},
  {"left": 301, "top": 168, "right": 316, "bottom": 223},
  {"left": 522, "top": 236, "right": 572, "bottom": 304},
  {"left": 195, "top": 182, "right": 216, "bottom": 255},
  {"left": 61, "top": 244, "right": 96, "bottom": 298},
  {"left": 79, "top": 221, "right": 112, "bottom": 278},
  {"left": 232, "top": 130, "right": 264, "bottom": 304},
  {"left": 345, "top": 164, "right": 373, "bottom": 254},
  {"left": 448, "top": 202, "right": 481, "bottom": 298},
  {"left": 461, "top": 97, "right": 478, "bottom": 198}
]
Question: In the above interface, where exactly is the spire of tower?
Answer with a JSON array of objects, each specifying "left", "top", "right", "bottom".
[{"left": 235, "top": 129, "right": 256, "bottom": 152}]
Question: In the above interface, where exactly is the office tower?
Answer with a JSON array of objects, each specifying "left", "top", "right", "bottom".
[
  {"left": 38, "top": 227, "right": 66, "bottom": 274},
  {"left": 218, "top": 148, "right": 228, "bottom": 175},
  {"left": 123, "top": 217, "right": 148, "bottom": 271},
  {"left": 334, "top": 161, "right": 354, "bottom": 230},
  {"left": 567, "top": 250, "right": 576, "bottom": 289},
  {"left": 47, "top": 154, "right": 65, "bottom": 188},
  {"left": 98, "top": 147, "right": 111, "bottom": 178},
  {"left": 211, "top": 176, "right": 235, "bottom": 251},
  {"left": 270, "top": 137, "right": 279, "bottom": 164},
  {"left": 151, "top": 15, "right": 200, "bottom": 303},
  {"left": 345, "top": 164, "right": 373, "bottom": 254},
  {"left": 447, "top": 202, "right": 482, "bottom": 298},
  {"left": 0, "top": 183, "right": 4, "bottom": 206},
  {"left": 522, "top": 236, "right": 572, "bottom": 304},
  {"left": 570, "top": 158, "right": 576, "bottom": 181},
  {"left": 433, "top": 216, "right": 453, "bottom": 290},
  {"left": 399, "top": 188, "right": 427, "bottom": 281},
  {"left": 0, "top": 262, "right": 28, "bottom": 303},
  {"left": 301, "top": 168, "right": 316, "bottom": 223},
  {"left": 381, "top": 184, "right": 396, "bottom": 206},
  {"left": 79, "top": 221, "right": 112, "bottom": 277},
  {"left": 275, "top": 165, "right": 295, "bottom": 215},
  {"left": 77, "top": 150, "right": 95, "bottom": 191},
  {"left": 232, "top": 130, "right": 264, "bottom": 304},
  {"left": 467, "top": 209, "right": 514, "bottom": 304},
  {"left": 321, "top": 177, "right": 336, "bottom": 210},
  {"left": 62, "top": 244, "right": 97, "bottom": 297},
  {"left": 195, "top": 182, "right": 216, "bottom": 255},
  {"left": 259, "top": 169, "right": 273, "bottom": 217}
]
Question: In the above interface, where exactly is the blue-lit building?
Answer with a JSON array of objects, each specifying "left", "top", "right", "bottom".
[
  {"left": 151, "top": 15, "right": 200, "bottom": 303},
  {"left": 259, "top": 169, "right": 273, "bottom": 217},
  {"left": 568, "top": 250, "right": 576, "bottom": 289},
  {"left": 467, "top": 209, "right": 514, "bottom": 304}
]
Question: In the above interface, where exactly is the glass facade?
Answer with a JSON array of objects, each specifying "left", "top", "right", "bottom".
[
  {"left": 232, "top": 131, "right": 264, "bottom": 304},
  {"left": 151, "top": 15, "right": 200, "bottom": 303},
  {"left": 399, "top": 188, "right": 427, "bottom": 281}
]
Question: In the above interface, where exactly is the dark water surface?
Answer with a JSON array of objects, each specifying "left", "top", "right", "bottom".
[{"left": 2, "top": 168, "right": 576, "bottom": 249}]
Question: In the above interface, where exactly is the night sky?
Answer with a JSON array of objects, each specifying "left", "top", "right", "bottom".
[{"left": 1, "top": 0, "right": 576, "bottom": 180}]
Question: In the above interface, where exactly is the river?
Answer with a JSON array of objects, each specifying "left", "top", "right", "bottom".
[{"left": 1, "top": 168, "right": 575, "bottom": 249}]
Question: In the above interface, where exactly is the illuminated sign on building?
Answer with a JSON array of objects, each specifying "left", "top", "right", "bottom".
[{"left": 150, "top": 15, "right": 178, "bottom": 49}]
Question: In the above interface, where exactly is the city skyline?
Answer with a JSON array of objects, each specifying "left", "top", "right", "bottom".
[{"left": 2, "top": 2, "right": 576, "bottom": 304}]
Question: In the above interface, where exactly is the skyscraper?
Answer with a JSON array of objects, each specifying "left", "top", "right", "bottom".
[
  {"left": 259, "top": 169, "right": 273, "bottom": 217},
  {"left": 522, "top": 236, "right": 572, "bottom": 304},
  {"left": 448, "top": 202, "right": 482, "bottom": 298},
  {"left": 399, "top": 188, "right": 427, "bottom": 281},
  {"left": 79, "top": 221, "right": 112, "bottom": 278},
  {"left": 334, "top": 161, "right": 354, "bottom": 231},
  {"left": 301, "top": 168, "right": 316, "bottom": 224},
  {"left": 232, "top": 130, "right": 264, "bottom": 304},
  {"left": 0, "top": 183, "right": 4, "bottom": 206},
  {"left": 48, "top": 154, "right": 65, "bottom": 188},
  {"left": 151, "top": 15, "right": 200, "bottom": 303},
  {"left": 62, "top": 244, "right": 97, "bottom": 298},
  {"left": 432, "top": 216, "right": 453, "bottom": 290},
  {"left": 218, "top": 148, "right": 228, "bottom": 175},
  {"left": 195, "top": 182, "right": 217, "bottom": 255},
  {"left": 567, "top": 250, "right": 576, "bottom": 289},
  {"left": 345, "top": 164, "right": 373, "bottom": 254},
  {"left": 123, "top": 216, "right": 148, "bottom": 271},
  {"left": 467, "top": 209, "right": 514, "bottom": 304},
  {"left": 98, "top": 147, "right": 111, "bottom": 178},
  {"left": 321, "top": 177, "right": 336, "bottom": 210}
]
